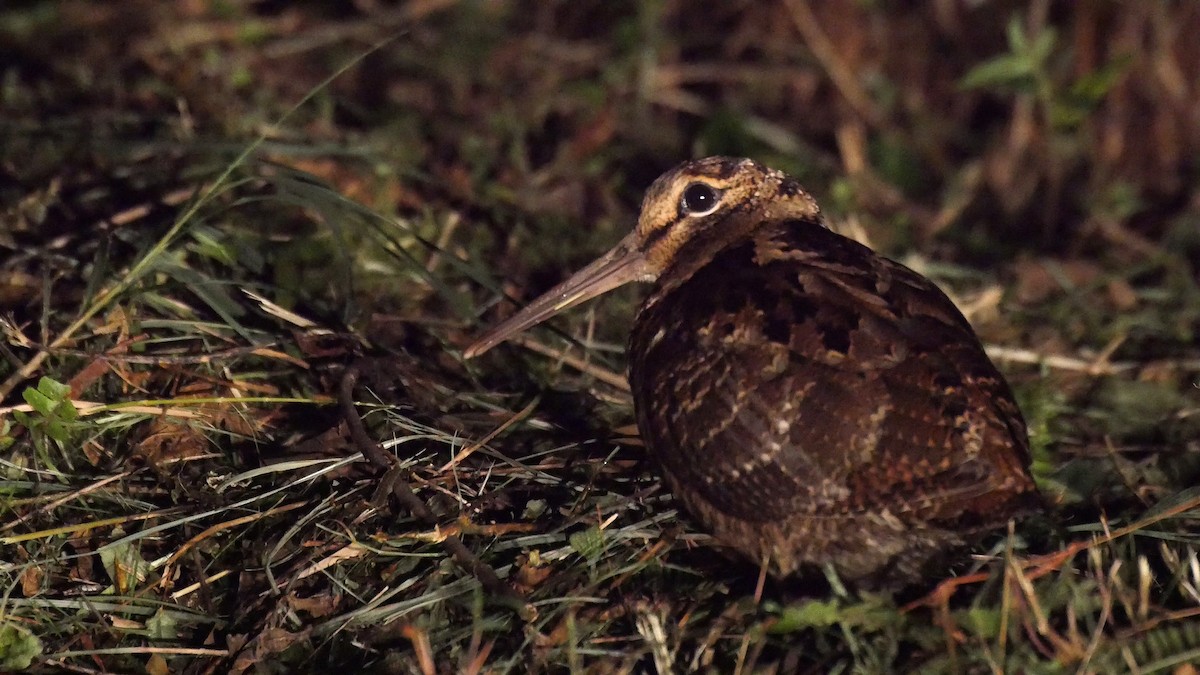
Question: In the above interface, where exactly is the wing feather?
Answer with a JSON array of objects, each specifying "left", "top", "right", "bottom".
[{"left": 629, "top": 221, "right": 1035, "bottom": 527}]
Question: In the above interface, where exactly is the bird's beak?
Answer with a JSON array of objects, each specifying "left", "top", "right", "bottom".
[{"left": 464, "top": 231, "right": 648, "bottom": 359}]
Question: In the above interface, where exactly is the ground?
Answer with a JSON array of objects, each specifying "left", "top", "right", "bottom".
[{"left": 1, "top": 1, "right": 1199, "bottom": 673}]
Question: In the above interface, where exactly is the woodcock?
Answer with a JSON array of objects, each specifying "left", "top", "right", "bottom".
[{"left": 465, "top": 157, "right": 1040, "bottom": 584}]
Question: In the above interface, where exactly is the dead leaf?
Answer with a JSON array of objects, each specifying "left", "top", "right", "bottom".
[
  {"left": 146, "top": 653, "right": 169, "bottom": 675},
  {"left": 288, "top": 592, "right": 341, "bottom": 618},
  {"left": 1106, "top": 278, "right": 1138, "bottom": 311},
  {"left": 231, "top": 627, "right": 310, "bottom": 675},
  {"left": 19, "top": 561, "right": 43, "bottom": 597}
]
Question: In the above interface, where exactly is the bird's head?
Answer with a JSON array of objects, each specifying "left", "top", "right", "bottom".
[{"left": 463, "top": 156, "right": 820, "bottom": 358}]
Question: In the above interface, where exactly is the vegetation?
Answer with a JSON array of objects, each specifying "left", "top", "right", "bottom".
[{"left": 1, "top": 1, "right": 1198, "bottom": 672}]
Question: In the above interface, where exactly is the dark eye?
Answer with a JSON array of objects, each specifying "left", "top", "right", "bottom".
[{"left": 681, "top": 182, "right": 721, "bottom": 215}]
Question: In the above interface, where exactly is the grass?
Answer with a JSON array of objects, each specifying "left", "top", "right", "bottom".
[{"left": 1, "top": 1, "right": 1199, "bottom": 672}]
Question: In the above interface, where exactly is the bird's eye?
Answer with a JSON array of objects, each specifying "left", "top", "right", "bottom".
[{"left": 680, "top": 183, "right": 721, "bottom": 216}]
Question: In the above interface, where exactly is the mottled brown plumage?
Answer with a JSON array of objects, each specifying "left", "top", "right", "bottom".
[{"left": 465, "top": 157, "right": 1039, "bottom": 583}]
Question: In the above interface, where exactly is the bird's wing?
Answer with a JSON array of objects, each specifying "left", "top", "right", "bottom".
[{"left": 628, "top": 222, "right": 1035, "bottom": 525}]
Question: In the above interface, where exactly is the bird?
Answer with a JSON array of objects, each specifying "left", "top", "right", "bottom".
[{"left": 464, "top": 156, "right": 1040, "bottom": 585}]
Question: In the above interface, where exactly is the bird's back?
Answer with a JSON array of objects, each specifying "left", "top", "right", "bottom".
[{"left": 628, "top": 219, "right": 1038, "bottom": 581}]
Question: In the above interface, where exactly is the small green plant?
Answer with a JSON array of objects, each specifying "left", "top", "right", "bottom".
[
  {"left": 12, "top": 377, "right": 78, "bottom": 473},
  {"left": 569, "top": 525, "right": 607, "bottom": 567},
  {"left": 959, "top": 17, "right": 1058, "bottom": 94},
  {"left": 961, "top": 15, "right": 1130, "bottom": 131},
  {"left": 0, "top": 621, "right": 42, "bottom": 672}
]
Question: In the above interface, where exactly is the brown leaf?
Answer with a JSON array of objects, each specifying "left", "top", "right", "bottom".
[
  {"left": 1106, "top": 278, "right": 1138, "bottom": 311},
  {"left": 287, "top": 592, "right": 341, "bottom": 618},
  {"left": 133, "top": 417, "right": 210, "bottom": 465},
  {"left": 146, "top": 654, "right": 170, "bottom": 675},
  {"left": 513, "top": 552, "right": 552, "bottom": 593},
  {"left": 1012, "top": 257, "right": 1103, "bottom": 305},
  {"left": 0, "top": 270, "right": 40, "bottom": 309},
  {"left": 231, "top": 627, "right": 310, "bottom": 675},
  {"left": 20, "top": 561, "right": 43, "bottom": 597}
]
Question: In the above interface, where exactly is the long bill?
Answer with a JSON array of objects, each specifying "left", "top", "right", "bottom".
[{"left": 463, "top": 231, "right": 648, "bottom": 359}]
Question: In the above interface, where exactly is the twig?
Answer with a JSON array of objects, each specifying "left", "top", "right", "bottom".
[
  {"left": 0, "top": 331, "right": 292, "bottom": 366},
  {"left": 510, "top": 335, "right": 630, "bottom": 392},
  {"left": 0, "top": 470, "right": 134, "bottom": 533},
  {"left": 985, "top": 345, "right": 1200, "bottom": 375},
  {"left": 157, "top": 501, "right": 308, "bottom": 589},
  {"left": 783, "top": 0, "right": 887, "bottom": 128},
  {"left": 905, "top": 490, "right": 1200, "bottom": 612},
  {"left": 439, "top": 396, "right": 539, "bottom": 473},
  {"left": 424, "top": 211, "right": 462, "bottom": 274},
  {"left": 338, "top": 363, "right": 533, "bottom": 619}
]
